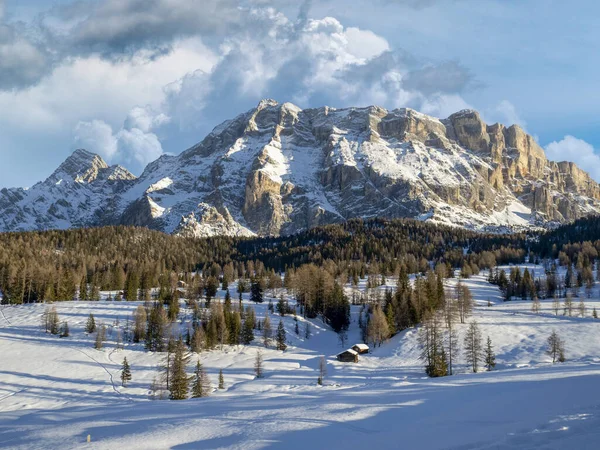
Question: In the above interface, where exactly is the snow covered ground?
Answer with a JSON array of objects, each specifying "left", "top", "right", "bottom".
[{"left": 1, "top": 273, "right": 600, "bottom": 449}]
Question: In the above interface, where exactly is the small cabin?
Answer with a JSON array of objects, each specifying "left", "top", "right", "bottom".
[
  {"left": 336, "top": 349, "right": 358, "bottom": 363},
  {"left": 352, "top": 344, "right": 369, "bottom": 354}
]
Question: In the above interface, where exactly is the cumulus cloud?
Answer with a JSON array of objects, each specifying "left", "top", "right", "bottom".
[
  {"left": 545, "top": 136, "right": 600, "bottom": 182},
  {"left": 164, "top": 11, "right": 473, "bottom": 133},
  {"left": 73, "top": 120, "right": 118, "bottom": 160},
  {"left": 74, "top": 106, "right": 166, "bottom": 170}
]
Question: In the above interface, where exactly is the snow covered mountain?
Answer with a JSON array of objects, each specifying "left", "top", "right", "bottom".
[{"left": 2, "top": 100, "right": 600, "bottom": 236}]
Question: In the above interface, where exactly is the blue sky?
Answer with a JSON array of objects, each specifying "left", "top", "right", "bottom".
[{"left": 1, "top": 0, "right": 599, "bottom": 187}]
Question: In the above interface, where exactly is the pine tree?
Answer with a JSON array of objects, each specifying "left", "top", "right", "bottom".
[
  {"left": 241, "top": 316, "right": 254, "bottom": 345},
  {"left": 484, "top": 336, "right": 496, "bottom": 371},
  {"left": 121, "top": 357, "right": 132, "bottom": 387},
  {"left": 464, "top": 321, "right": 482, "bottom": 373},
  {"left": 254, "top": 350, "right": 263, "bottom": 378},
  {"left": 367, "top": 305, "right": 390, "bottom": 347},
  {"left": 250, "top": 278, "right": 263, "bottom": 303},
  {"left": 169, "top": 340, "right": 190, "bottom": 400},
  {"left": 85, "top": 313, "right": 96, "bottom": 333},
  {"left": 145, "top": 303, "right": 168, "bottom": 352},
  {"left": 218, "top": 369, "right": 225, "bottom": 389},
  {"left": 191, "top": 360, "right": 211, "bottom": 398},
  {"left": 276, "top": 320, "right": 287, "bottom": 351}
]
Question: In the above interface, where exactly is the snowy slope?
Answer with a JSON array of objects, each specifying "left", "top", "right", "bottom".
[{"left": 2, "top": 273, "right": 600, "bottom": 449}]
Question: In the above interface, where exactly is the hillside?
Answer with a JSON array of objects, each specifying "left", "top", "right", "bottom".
[
  {"left": 1, "top": 101, "right": 599, "bottom": 236},
  {"left": 1, "top": 269, "right": 600, "bottom": 449}
]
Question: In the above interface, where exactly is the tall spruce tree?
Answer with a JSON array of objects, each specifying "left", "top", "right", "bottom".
[
  {"left": 169, "top": 340, "right": 190, "bottom": 400},
  {"left": 121, "top": 357, "right": 132, "bottom": 386},
  {"left": 191, "top": 360, "right": 211, "bottom": 398},
  {"left": 484, "top": 336, "right": 496, "bottom": 371},
  {"left": 464, "top": 321, "right": 483, "bottom": 373},
  {"left": 85, "top": 313, "right": 96, "bottom": 333},
  {"left": 276, "top": 320, "right": 287, "bottom": 351}
]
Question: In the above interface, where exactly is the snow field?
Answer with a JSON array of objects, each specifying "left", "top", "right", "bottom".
[{"left": 1, "top": 271, "right": 600, "bottom": 449}]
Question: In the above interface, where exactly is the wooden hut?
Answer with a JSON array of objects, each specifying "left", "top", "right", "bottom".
[
  {"left": 352, "top": 343, "right": 369, "bottom": 354},
  {"left": 336, "top": 349, "right": 358, "bottom": 363}
]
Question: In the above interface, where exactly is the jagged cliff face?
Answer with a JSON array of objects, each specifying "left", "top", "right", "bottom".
[{"left": 1, "top": 101, "right": 599, "bottom": 236}]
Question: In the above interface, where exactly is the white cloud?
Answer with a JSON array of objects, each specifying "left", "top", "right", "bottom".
[
  {"left": 545, "top": 136, "right": 600, "bottom": 182},
  {"left": 116, "top": 128, "right": 163, "bottom": 167},
  {"left": 485, "top": 100, "right": 526, "bottom": 129},
  {"left": 73, "top": 120, "right": 117, "bottom": 160},
  {"left": 74, "top": 107, "right": 166, "bottom": 170}
]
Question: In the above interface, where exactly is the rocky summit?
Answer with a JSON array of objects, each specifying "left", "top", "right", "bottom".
[{"left": 1, "top": 100, "right": 599, "bottom": 236}]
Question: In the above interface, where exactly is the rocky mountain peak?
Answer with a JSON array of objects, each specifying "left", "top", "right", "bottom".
[
  {"left": 1, "top": 103, "right": 599, "bottom": 235},
  {"left": 45, "top": 149, "right": 109, "bottom": 185}
]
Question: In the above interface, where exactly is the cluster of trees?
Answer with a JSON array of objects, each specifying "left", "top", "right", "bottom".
[
  {"left": 41, "top": 306, "right": 69, "bottom": 337},
  {"left": 0, "top": 217, "right": 529, "bottom": 306}
]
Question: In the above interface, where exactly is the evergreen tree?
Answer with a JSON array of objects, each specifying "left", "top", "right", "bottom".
[
  {"left": 484, "top": 336, "right": 496, "bottom": 371},
  {"left": 85, "top": 313, "right": 96, "bottom": 333},
  {"left": 276, "top": 296, "right": 286, "bottom": 316},
  {"left": 121, "top": 357, "right": 132, "bottom": 387},
  {"left": 250, "top": 278, "right": 264, "bottom": 303},
  {"left": 124, "top": 270, "right": 139, "bottom": 301},
  {"left": 191, "top": 360, "right": 211, "bottom": 398},
  {"left": 276, "top": 320, "right": 287, "bottom": 351},
  {"left": 464, "top": 321, "right": 482, "bottom": 373},
  {"left": 145, "top": 303, "right": 168, "bottom": 352},
  {"left": 169, "top": 340, "right": 190, "bottom": 400},
  {"left": 241, "top": 316, "right": 255, "bottom": 345}
]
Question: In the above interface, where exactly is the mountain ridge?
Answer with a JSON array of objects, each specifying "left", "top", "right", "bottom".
[{"left": 1, "top": 100, "right": 599, "bottom": 236}]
